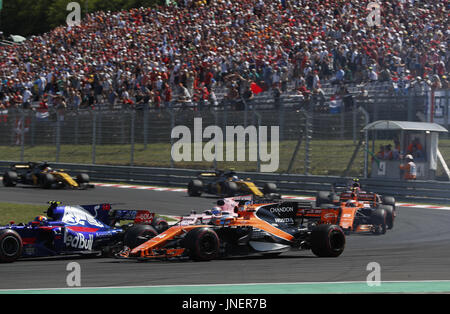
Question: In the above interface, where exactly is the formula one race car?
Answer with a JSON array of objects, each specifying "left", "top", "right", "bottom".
[
  {"left": 0, "top": 201, "right": 169, "bottom": 263},
  {"left": 187, "top": 170, "right": 280, "bottom": 199},
  {"left": 2, "top": 162, "right": 93, "bottom": 189},
  {"left": 300, "top": 198, "right": 394, "bottom": 235},
  {"left": 117, "top": 196, "right": 345, "bottom": 261},
  {"left": 315, "top": 179, "right": 396, "bottom": 229}
]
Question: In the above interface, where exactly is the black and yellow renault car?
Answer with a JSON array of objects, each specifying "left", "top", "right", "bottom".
[
  {"left": 2, "top": 162, "right": 94, "bottom": 189},
  {"left": 187, "top": 170, "right": 280, "bottom": 199}
]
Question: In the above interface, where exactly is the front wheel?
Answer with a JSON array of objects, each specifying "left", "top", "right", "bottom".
[
  {"left": 187, "top": 180, "right": 203, "bottom": 197},
  {"left": 310, "top": 224, "right": 345, "bottom": 257},
  {"left": 379, "top": 205, "right": 395, "bottom": 230},
  {"left": 76, "top": 173, "right": 90, "bottom": 185},
  {"left": 184, "top": 228, "right": 220, "bottom": 261},
  {"left": 263, "top": 183, "right": 278, "bottom": 195},
  {"left": 371, "top": 208, "right": 387, "bottom": 235},
  {"left": 40, "top": 173, "right": 55, "bottom": 189}
]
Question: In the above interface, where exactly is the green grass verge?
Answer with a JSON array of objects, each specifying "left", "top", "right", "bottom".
[
  {"left": 0, "top": 140, "right": 366, "bottom": 176},
  {"left": 0, "top": 202, "right": 46, "bottom": 225},
  {"left": 0, "top": 202, "right": 178, "bottom": 226}
]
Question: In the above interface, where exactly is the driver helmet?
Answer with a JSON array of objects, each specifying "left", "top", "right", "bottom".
[
  {"left": 346, "top": 200, "right": 357, "bottom": 207},
  {"left": 352, "top": 179, "right": 361, "bottom": 189},
  {"left": 232, "top": 176, "right": 239, "bottom": 182},
  {"left": 33, "top": 216, "right": 48, "bottom": 225},
  {"left": 211, "top": 207, "right": 222, "bottom": 216}
]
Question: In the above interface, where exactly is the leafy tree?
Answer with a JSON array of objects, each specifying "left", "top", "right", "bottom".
[{"left": 0, "top": 0, "right": 163, "bottom": 37}]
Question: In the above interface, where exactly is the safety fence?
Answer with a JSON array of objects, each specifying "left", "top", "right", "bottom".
[
  {"left": 0, "top": 90, "right": 449, "bottom": 178},
  {"left": 0, "top": 105, "right": 370, "bottom": 177}
]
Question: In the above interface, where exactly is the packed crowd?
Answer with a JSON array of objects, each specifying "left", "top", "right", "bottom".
[{"left": 0, "top": 0, "right": 448, "bottom": 113}]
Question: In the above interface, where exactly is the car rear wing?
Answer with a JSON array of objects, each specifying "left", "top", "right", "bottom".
[
  {"left": 297, "top": 206, "right": 341, "bottom": 225},
  {"left": 109, "top": 210, "right": 155, "bottom": 225}
]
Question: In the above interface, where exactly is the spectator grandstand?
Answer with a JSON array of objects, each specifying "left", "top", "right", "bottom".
[{"left": 0, "top": 0, "right": 448, "bottom": 115}]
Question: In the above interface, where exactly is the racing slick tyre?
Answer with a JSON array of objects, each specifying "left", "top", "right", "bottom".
[
  {"left": 371, "top": 208, "right": 387, "bottom": 235},
  {"left": 310, "top": 224, "right": 345, "bottom": 257},
  {"left": 184, "top": 228, "right": 220, "bottom": 261},
  {"left": 152, "top": 217, "right": 169, "bottom": 233},
  {"left": 379, "top": 205, "right": 395, "bottom": 230},
  {"left": 76, "top": 173, "right": 90, "bottom": 185},
  {"left": 188, "top": 180, "right": 203, "bottom": 197},
  {"left": 39, "top": 173, "right": 55, "bottom": 189},
  {"left": 223, "top": 181, "right": 239, "bottom": 197},
  {"left": 382, "top": 196, "right": 396, "bottom": 209},
  {"left": 316, "top": 192, "right": 339, "bottom": 207},
  {"left": 123, "top": 224, "right": 158, "bottom": 249},
  {"left": 316, "top": 191, "right": 330, "bottom": 207},
  {"left": 2, "top": 171, "right": 18, "bottom": 187},
  {"left": 263, "top": 183, "right": 278, "bottom": 195},
  {"left": 0, "top": 229, "right": 23, "bottom": 263}
]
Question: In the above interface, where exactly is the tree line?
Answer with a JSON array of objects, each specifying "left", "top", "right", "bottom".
[{"left": 0, "top": 0, "right": 162, "bottom": 37}]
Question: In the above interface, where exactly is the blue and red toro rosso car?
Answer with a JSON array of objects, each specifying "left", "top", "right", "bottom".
[{"left": 0, "top": 202, "right": 168, "bottom": 263}]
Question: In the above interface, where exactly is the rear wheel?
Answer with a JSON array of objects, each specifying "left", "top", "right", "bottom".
[
  {"left": 152, "top": 217, "right": 169, "bottom": 233},
  {"left": 3, "top": 171, "right": 18, "bottom": 187},
  {"left": 40, "top": 173, "right": 55, "bottom": 189},
  {"left": 184, "top": 228, "right": 220, "bottom": 261},
  {"left": 310, "top": 224, "right": 345, "bottom": 257},
  {"left": 316, "top": 191, "right": 331, "bottom": 207},
  {"left": 123, "top": 225, "right": 158, "bottom": 249},
  {"left": 223, "top": 181, "right": 238, "bottom": 197},
  {"left": 0, "top": 229, "right": 23, "bottom": 263}
]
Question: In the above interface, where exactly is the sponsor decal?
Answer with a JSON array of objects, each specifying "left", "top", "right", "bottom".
[
  {"left": 135, "top": 211, "right": 155, "bottom": 224},
  {"left": 323, "top": 213, "right": 337, "bottom": 220},
  {"left": 270, "top": 206, "right": 294, "bottom": 214},
  {"left": 274, "top": 217, "right": 294, "bottom": 224},
  {"left": 180, "top": 217, "right": 198, "bottom": 226},
  {"left": 64, "top": 230, "right": 94, "bottom": 250},
  {"left": 62, "top": 206, "right": 106, "bottom": 228}
]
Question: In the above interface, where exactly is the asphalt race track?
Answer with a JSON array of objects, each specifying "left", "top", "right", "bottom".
[{"left": 1, "top": 185, "right": 450, "bottom": 291}]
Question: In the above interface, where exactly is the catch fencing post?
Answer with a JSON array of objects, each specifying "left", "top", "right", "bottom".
[
  {"left": 20, "top": 111, "right": 25, "bottom": 162},
  {"left": 143, "top": 106, "right": 149, "bottom": 150},
  {"left": 130, "top": 110, "right": 135, "bottom": 166},
  {"left": 56, "top": 112, "right": 61, "bottom": 163},
  {"left": 359, "top": 107, "right": 370, "bottom": 179},
  {"left": 74, "top": 111, "right": 79, "bottom": 145},
  {"left": 279, "top": 101, "right": 285, "bottom": 142},
  {"left": 253, "top": 110, "right": 262, "bottom": 172},
  {"left": 92, "top": 110, "right": 97, "bottom": 164},
  {"left": 169, "top": 109, "right": 175, "bottom": 168}
]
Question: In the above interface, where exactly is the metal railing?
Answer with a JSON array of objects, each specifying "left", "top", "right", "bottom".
[{"left": 1, "top": 161, "right": 449, "bottom": 204}]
